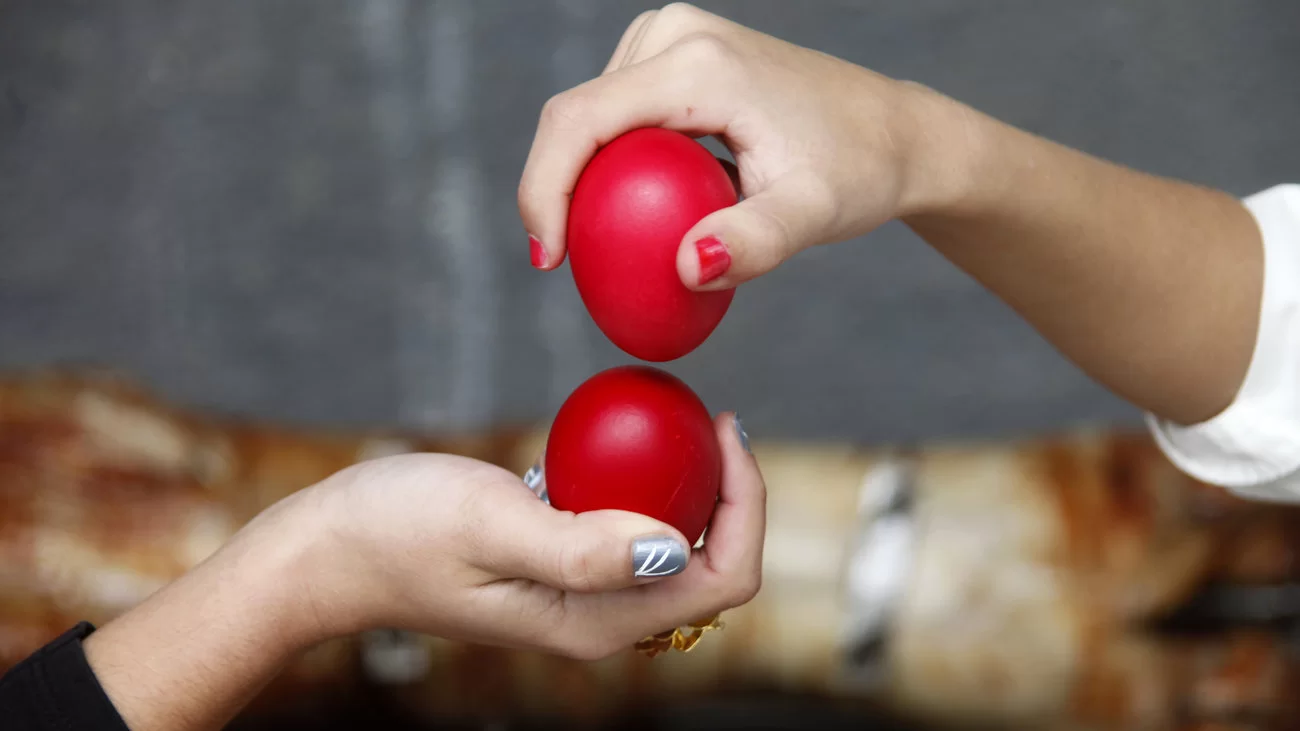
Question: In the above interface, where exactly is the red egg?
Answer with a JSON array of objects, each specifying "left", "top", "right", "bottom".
[
  {"left": 567, "top": 128, "right": 738, "bottom": 362},
  {"left": 545, "top": 365, "right": 721, "bottom": 545}
]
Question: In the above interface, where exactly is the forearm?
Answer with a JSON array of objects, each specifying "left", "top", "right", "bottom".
[
  {"left": 899, "top": 86, "right": 1263, "bottom": 425},
  {"left": 83, "top": 498, "right": 327, "bottom": 731}
]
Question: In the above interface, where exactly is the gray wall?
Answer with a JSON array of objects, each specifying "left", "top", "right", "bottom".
[{"left": 2, "top": 1, "right": 1297, "bottom": 444}]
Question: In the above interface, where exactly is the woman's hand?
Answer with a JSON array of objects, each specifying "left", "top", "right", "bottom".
[
  {"left": 521, "top": 3, "right": 1262, "bottom": 426},
  {"left": 84, "top": 413, "right": 762, "bottom": 731},
  {"left": 518, "top": 3, "right": 952, "bottom": 289},
  {"left": 309, "top": 411, "right": 763, "bottom": 658}
]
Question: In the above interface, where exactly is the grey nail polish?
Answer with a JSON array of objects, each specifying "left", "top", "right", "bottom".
[
  {"left": 632, "top": 536, "right": 688, "bottom": 578},
  {"left": 734, "top": 413, "right": 751, "bottom": 454},
  {"left": 523, "top": 461, "right": 549, "bottom": 504}
]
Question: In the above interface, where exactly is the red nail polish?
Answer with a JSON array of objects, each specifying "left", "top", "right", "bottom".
[
  {"left": 529, "top": 235, "right": 547, "bottom": 269},
  {"left": 694, "top": 236, "right": 731, "bottom": 285}
]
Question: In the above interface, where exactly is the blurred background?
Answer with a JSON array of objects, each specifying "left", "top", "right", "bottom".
[{"left": 2, "top": 1, "right": 1300, "bottom": 729}]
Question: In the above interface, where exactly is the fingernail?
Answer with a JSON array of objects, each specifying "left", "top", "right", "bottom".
[
  {"left": 523, "top": 461, "right": 549, "bottom": 504},
  {"left": 529, "top": 235, "right": 547, "bottom": 269},
  {"left": 694, "top": 235, "right": 731, "bottom": 285},
  {"left": 733, "top": 413, "right": 751, "bottom": 454},
  {"left": 632, "top": 536, "right": 687, "bottom": 578}
]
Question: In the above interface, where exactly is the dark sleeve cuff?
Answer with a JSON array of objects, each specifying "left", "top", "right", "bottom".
[{"left": 0, "top": 622, "right": 131, "bottom": 730}]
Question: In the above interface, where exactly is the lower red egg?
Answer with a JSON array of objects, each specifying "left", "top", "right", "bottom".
[{"left": 544, "top": 365, "right": 721, "bottom": 545}]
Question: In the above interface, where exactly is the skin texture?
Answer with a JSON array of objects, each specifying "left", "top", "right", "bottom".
[
  {"left": 84, "top": 416, "right": 763, "bottom": 731},
  {"left": 519, "top": 3, "right": 1263, "bottom": 426}
]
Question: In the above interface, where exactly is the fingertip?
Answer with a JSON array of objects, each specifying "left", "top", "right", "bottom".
[
  {"left": 517, "top": 169, "right": 572, "bottom": 274},
  {"left": 695, "top": 235, "right": 731, "bottom": 286},
  {"left": 731, "top": 412, "right": 752, "bottom": 456},
  {"left": 676, "top": 235, "right": 703, "bottom": 288},
  {"left": 677, "top": 231, "right": 737, "bottom": 291},
  {"left": 679, "top": 214, "right": 745, "bottom": 291},
  {"left": 579, "top": 509, "right": 691, "bottom": 576},
  {"left": 529, "top": 234, "right": 548, "bottom": 269},
  {"left": 610, "top": 510, "right": 689, "bottom": 550},
  {"left": 522, "top": 509, "right": 691, "bottom": 593},
  {"left": 713, "top": 411, "right": 753, "bottom": 462},
  {"left": 712, "top": 411, "right": 764, "bottom": 516},
  {"left": 695, "top": 411, "right": 764, "bottom": 580},
  {"left": 630, "top": 534, "right": 690, "bottom": 582},
  {"left": 526, "top": 232, "right": 569, "bottom": 272}
]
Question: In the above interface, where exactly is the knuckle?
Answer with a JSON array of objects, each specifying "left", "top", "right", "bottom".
[
  {"left": 454, "top": 491, "right": 493, "bottom": 560},
  {"left": 539, "top": 92, "right": 590, "bottom": 131},
  {"left": 553, "top": 539, "right": 596, "bottom": 592},
  {"left": 658, "top": 2, "right": 701, "bottom": 22},
  {"left": 628, "top": 9, "right": 656, "bottom": 29},
  {"left": 671, "top": 32, "right": 735, "bottom": 68},
  {"left": 751, "top": 205, "right": 797, "bottom": 260},
  {"left": 804, "top": 177, "right": 841, "bottom": 223}
]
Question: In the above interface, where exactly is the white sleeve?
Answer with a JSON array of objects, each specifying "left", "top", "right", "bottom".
[{"left": 1147, "top": 184, "right": 1300, "bottom": 503}]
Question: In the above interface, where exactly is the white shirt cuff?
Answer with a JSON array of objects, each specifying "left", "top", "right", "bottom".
[{"left": 1147, "top": 184, "right": 1300, "bottom": 502}]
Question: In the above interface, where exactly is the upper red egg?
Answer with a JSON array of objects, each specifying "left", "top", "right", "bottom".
[
  {"left": 544, "top": 365, "right": 721, "bottom": 545},
  {"left": 567, "top": 128, "right": 738, "bottom": 362}
]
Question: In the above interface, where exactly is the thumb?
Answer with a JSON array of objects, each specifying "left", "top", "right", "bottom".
[
  {"left": 676, "top": 172, "right": 833, "bottom": 290},
  {"left": 485, "top": 502, "right": 692, "bottom": 593}
]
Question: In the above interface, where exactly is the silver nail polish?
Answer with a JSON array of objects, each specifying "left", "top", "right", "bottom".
[
  {"left": 734, "top": 413, "right": 751, "bottom": 454},
  {"left": 631, "top": 536, "right": 687, "bottom": 578},
  {"left": 522, "top": 448, "right": 551, "bottom": 505}
]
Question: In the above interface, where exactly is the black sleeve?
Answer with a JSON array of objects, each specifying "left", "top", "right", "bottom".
[{"left": 0, "top": 622, "right": 130, "bottom": 730}]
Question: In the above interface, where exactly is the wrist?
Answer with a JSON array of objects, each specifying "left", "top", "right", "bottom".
[
  {"left": 891, "top": 81, "right": 999, "bottom": 219},
  {"left": 80, "top": 492, "right": 343, "bottom": 731},
  {"left": 226, "top": 490, "right": 354, "bottom": 650}
]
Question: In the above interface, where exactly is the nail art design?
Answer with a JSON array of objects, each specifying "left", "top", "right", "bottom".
[
  {"left": 529, "top": 235, "right": 547, "bottom": 269},
  {"left": 632, "top": 536, "right": 687, "bottom": 578},
  {"left": 734, "top": 413, "right": 751, "bottom": 454},
  {"left": 523, "top": 457, "right": 549, "bottom": 505},
  {"left": 694, "top": 235, "right": 731, "bottom": 285}
]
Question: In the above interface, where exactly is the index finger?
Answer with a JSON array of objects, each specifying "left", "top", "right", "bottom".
[{"left": 517, "top": 38, "right": 739, "bottom": 270}]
